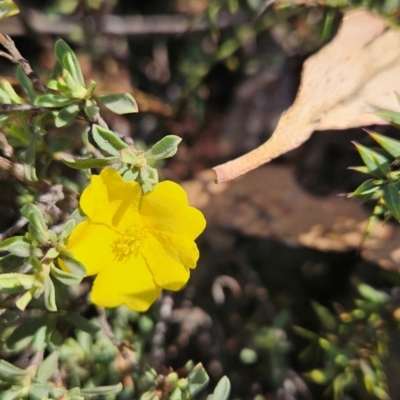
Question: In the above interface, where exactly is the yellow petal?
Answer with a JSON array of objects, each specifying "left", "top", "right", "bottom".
[
  {"left": 65, "top": 220, "right": 115, "bottom": 275},
  {"left": 147, "top": 229, "right": 200, "bottom": 269},
  {"left": 142, "top": 234, "right": 190, "bottom": 291},
  {"left": 80, "top": 168, "right": 142, "bottom": 228},
  {"left": 90, "top": 255, "right": 161, "bottom": 311},
  {"left": 140, "top": 181, "right": 206, "bottom": 239}
]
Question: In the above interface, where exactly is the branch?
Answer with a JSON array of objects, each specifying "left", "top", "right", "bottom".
[
  {"left": 1, "top": 8, "right": 249, "bottom": 38},
  {"left": 0, "top": 33, "right": 47, "bottom": 93}
]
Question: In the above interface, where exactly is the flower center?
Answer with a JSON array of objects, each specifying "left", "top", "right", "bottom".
[{"left": 112, "top": 225, "right": 146, "bottom": 261}]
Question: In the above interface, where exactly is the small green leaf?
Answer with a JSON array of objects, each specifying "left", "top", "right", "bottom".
[
  {"left": 7, "top": 315, "right": 47, "bottom": 350},
  {"left": 22, "top": 203, "right": 49, "bottom": 245},
  {"left": 348, "top": 179, "right": 381, "bottom": 199},
  {"left": 55, "top": 103, "right": 80, "bottom": 127},
  {"left": 188, "top": 363, "right": 210, "bottom": 397},
  {"left": 44, "top": 275, "right": 57, "bottom": 311},
  {"left": 145, "top": 135, "right": 182, "bottom": 160},
  {"left": 16, "top": 66, "right": 35, "bottom": 102},
  {"left": 1, "top": 81, "right": 23, "bottom": 104},
  {"left": 376, "top": 109, "right": 400, "bottom": 128},
  {"left": 35, "top": 94, "right": 75, "bottom": 108},
  {"left": 357, "top": 282, "right": 389, "bottom": 305},
  {"left": 58, "top": 219, "right": 77, "bottom": 243},
  {"left": 15, "top": 287, "right": 35, "bottom": 310},
  {"left": 211, "top": 376, "right": 230, "bottom": 400},
  {"left": 36, "top": 352, "right": 59, "bottom": 383},
  {"left": 0, "top": 0, "right": 20, "bottom": 21},
  {"left": 367, "top": 130, "right": 400, "bottom": 159},
  {"left": 0, "top": 236, "right": 42, "bottom": 258},
  {"left": 0, "top": 359, "right": 25, "bottom": 380},
  {"left": 25, "top": 133, "right": 38, "bottom": 182},
  {"left": 0, "top": 254, "right": 26, "bottom": 273},
  {"left": 92, "top": 124, "right": 129, "bottom": 156},
  {"left": 58, "top": 252, "right": 86, "bottom": 276},
  {"left": 139, "top": 165, "right": 158, "bottom": 193},
  {"left": 383, "top": 183, "right": 400, "bottom": 219},
  {"left": 63, "top": 69, "right": 87, "bottom": 99},
  {"left": 84, "top": 104, "right": 100, "bottom": 119},
  {"left": 0, "top": 387, "right": 24, "bottom": 400},
  {"left": 353, "top": 142, "right": 390, "bottom": 178},
  {"left": 55, "top": 40, "right": 85, "bottom": 87},
  {"left": 95, "top": 93, "right": 138, "bottom": 114},
  {"left": 122, "top": 167, "right": 139, "bottom": 182},
  {"left": 80, "top": 383, "right": 123, "bottom": 395},
  {"left": 62, "top": 155, "right": 119, "bottom": 169},
  {"left": 51, "top": 264, "right": 82, "bottom": 286}
]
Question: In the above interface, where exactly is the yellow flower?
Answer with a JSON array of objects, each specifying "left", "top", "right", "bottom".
[{"left": 61, "top": 168, "right": 206, "bottom": 311}]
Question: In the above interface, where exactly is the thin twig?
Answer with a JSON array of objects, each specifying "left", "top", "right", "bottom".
[
  {"left": 0, "top": 33, "right": 47, "bottom": 93},
  {"left": 0, "top": 104, "right": 50, "bottom": 113},
  {"left": 1, "top": 8, "right": 250, "bottom": 37},
  {"left": 0, "top": 216, "right": 28, "bottom": 241}
]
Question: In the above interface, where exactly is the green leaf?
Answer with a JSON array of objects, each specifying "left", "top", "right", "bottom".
[
  {"left": 16, "top": 66, "right": 35, "bottom": 102},
  {"left": 7, "top": 316, "right": 47, "bottom": 350},
  {"left": 58, "top": 219, "right": 77, "bottom": 243},
  {"left": 36, "top": 352, "right": 59, "bottom": 382},
  {"left": 95, "top": 93, "right": 138, "bottom": 114},
  {"left": 55, "top": 103, "right": 80, "bottom": 127},
  {"left": 353, "top": 142, "right": 390, "bottom": 178},
  {"left": 51, "top": 264, "right": 82, "bottom": 286},
  {"left": 139, "top": 165, "right": 159, "bottom": 193},
  {"left": 55, "top": 40, "right": 85, "bottom": 87},
  {"left": 211, "top": 376, "right": 230, "bottom": 400},
  {"left": 375, "top": 109, "right": 400, "bottom": 128},
  {"left": 92, "top": 124, "right": 129, "bottom": 156},
  {"left": 0, "top": 236, "right": 42, "bottom": 258},
  {"left": 22, "top": 203, "right": 49, "bottom": 246},
  {"left": 0, "top": 387, "right": 24, "bottom": 400},
  {"left": 28, "top": 384, "right": 51, "bottom": 399},
  {"left": 62, "top": 155, "right": 119, "bottom": 169},
  {"left": 383, "top": 183, "right": 400, "bottom": 219},
  {"left": 188, "top": 363, "right": 210, "bottom": 397},
  {"left": 0, "top": 0, "right": 19, "bottom": 21},
  {"left": 58, "top": 252, "right": 86, "bottom": 276},
  {"left": 0, "top": 359, "right": 25, "bottom": 380},
  {"left": 367, "top": 130, "right": 400, "bottom": 159},
  {"left": 0, "top": 254, "right": 26, "bottom": 273},
  {"left": 348, "top": 179, "right": 381, "bottom": 199},
  {"left": 80, "top": 383, "right": 123, "bottom": 395},
  {"left": 356, "top": 282, "right": 389, "bottom": 305},
  {"left": 63, "top": 69, "right": 87, "bottom": 99},
  {"left": 48, "top": 135, "right": 74, "bottom": 153},
  {"left": 64, "top": 312, "right": 100, "bottom": 334},
  {"left": 25, "top": 133, "right": 38, "bottom": 182},
  {"left": 84, "top": 104, "right": 100, "bottom": 119},
  {"left": 145, "top": 135, "right": 182, "bottom": 160},
  {"left": 1, "top": 81, "right": 23, "bottom": 104},
  {"left": 44, "top": 275, "right": 57, "bottom": 311},
  {"left": 35, "top": 94, "right": 75, "bottom": 108}
]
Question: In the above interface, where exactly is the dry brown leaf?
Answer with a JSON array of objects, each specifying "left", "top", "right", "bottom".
[
  {"left": 184, "top": 166, "right": 400, "bottom": 272},
  {"left": 213, "top": 9, "right": 400, "bottom": 182}
]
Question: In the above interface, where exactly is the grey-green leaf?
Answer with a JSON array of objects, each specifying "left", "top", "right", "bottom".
[
  {"left": 188, "top": 363, "right": 210, "bottom": 397},
  {"left": 62, "top": 156, "right": 119, "bottom": 169},
  {"left": 22, "top": 203, "right": 49, "bottom": 245},
  {"left": 145, "top": 135, "right": 182, "bottom": 160},
  {"left": 353, "top": 142, "right": 390, "bottom": 178},
  {"left": 368, "top": 130, "right": 400, "bottom": 159},
  {"left": 51, "top": 264, "right": 82, "bottom": 286},
  {"left": 55, "top": 40, "right": 85, "bottom": 87},
  {"left": 64, "top": 312, "right": 100, "bottom": 334},
  {"left": 80, "top": 383, "right": 123, "bottom": 395},
  {"left": 36, "top": 352, "right": 59, "bottom": 382},
  {"left": 35, "top": 94, "right": 75, "bottom": 108},
  {"left": 58, "top": 252, "right": 86, "bottom": 276},
  {"left": 55, "top": 103, "right": 80, "bottom": 127},
  {"left": 16, "top": 66, "right": 35, "bottom": 102},
  {"left": 383, "top": 183, "right": 400, "bottom": 219},
  {"left": 0, "top": 236, "right": 42, "bottom": 258},
  {"left": 96, "top": 93, "right": 138, "bottom": 114},
  {"left": 44, "top": 275, "right": 57, "bottom": 311},
  {"left": 0, "top": 254, "right": 26, "bottom": 273},
  {"left": 211, "top": 376, "right": 231, "bottom": 400},
  {"left": 92, "top": 124, "right": 129, "bottom": 156}
]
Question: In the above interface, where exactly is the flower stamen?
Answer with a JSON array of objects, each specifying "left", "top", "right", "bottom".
[{"left": 112, "top": 225, "right": 146, "bottom": 261}]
